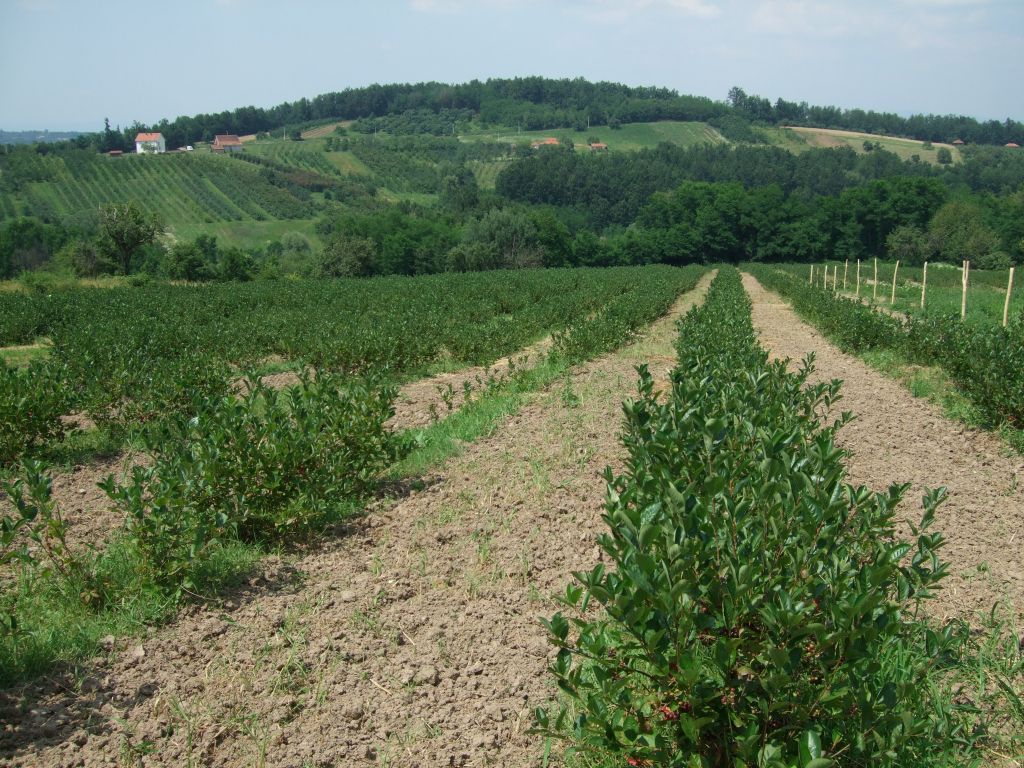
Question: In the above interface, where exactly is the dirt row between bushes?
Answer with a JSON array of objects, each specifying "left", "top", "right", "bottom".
[
  {"left": 254, "top": 333, "right": 555, "bottom": 432},
  {"left": 1, "top": 274, "right": 714, "bottom": 768},
  {"left": 387, "top": 335, "right": 554, "bottom": 432},
  {"left": 742, "top": 273, "right": 1024, "bottom": 626}
]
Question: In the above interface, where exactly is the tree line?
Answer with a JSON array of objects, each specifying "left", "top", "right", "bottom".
[{"left": 22, "top": 77, "right": 1022, "bottom": 154}]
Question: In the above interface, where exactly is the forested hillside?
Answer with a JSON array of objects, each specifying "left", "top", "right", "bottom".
[
  {"left": 28, "top": 77, "right": 1024, "bottom": 154},
  {"left": 1, "top": 77, "right": 1023, "bottom": 282}
]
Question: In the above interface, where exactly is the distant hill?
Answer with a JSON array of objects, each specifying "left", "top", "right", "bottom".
[
  {"left": 0, "top": 129, "right": 85, "bottom": 146},
  {"left": 119, "top": 77, "right": 1023, "bottom": 152}
]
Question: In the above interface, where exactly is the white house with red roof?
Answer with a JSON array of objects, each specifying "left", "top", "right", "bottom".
[{"left": 135, "top": 132, "right": 166, "bottom": 154}]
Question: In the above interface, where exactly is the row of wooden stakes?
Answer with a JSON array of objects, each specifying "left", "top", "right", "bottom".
[{"left": 809, "top": 259, "right": 1017, "bottom": 327}]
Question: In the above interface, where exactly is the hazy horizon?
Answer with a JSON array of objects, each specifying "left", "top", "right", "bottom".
[{"left": 2, "top": 0, "right": 1022, "bottom": 132}]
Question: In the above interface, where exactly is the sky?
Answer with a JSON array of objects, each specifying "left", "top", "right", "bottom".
[{"left": 1, "top": 0, "right": 1022, "bottom": 131}]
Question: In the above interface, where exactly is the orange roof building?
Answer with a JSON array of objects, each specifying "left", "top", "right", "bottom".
[
  {"left": 212, "top": 134, "right": 244, "bottom": 153},
  {"left": 1006, "top": 142, "right": 1021, "bottom": 148},
  {"left": 134, "top": 132, "right": 166, "bottom": 154},
  {"left": 530, "top": 137, "right": 560, "bottom": 149}
]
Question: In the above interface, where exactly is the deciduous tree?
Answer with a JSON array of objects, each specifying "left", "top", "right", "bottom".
[{"left": 98, "top": 202, "right": 161, "bottom": 275}]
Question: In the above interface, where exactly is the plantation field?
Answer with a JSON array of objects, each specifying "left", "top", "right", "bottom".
[
  {"left": 788, "top": 126, "right": 963, "bottom": 164},
  {"left": 461, "top": 119, "right": 726, "bottom": 151},
  {"left": 3, "top": 265, "right": 1024, "bottom": 766},
  {"left": 300, "top": 120, "right": 353, "bottom": 139},
  {"left": 241, "top": 138, "right": 349, "bottom": 178},
  {"left": 0, "top": 150, "right": 316, "bottom": 227},
  {"left": 0, "top": 265, "right": 702, "bottom": 468}
]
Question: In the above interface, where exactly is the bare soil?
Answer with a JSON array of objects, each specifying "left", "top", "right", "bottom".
[
  {"left": 742, "top": 273, "right": 1024, "bottom": 625},
  {"left": 388, "top": 336, "right": 553, "bottom": 431},
  {"left": 46, "top": 454, "right": 145, "bottom": 557},
  {"left": 0, "top": 276, "right": 712, "bottom": 767}
]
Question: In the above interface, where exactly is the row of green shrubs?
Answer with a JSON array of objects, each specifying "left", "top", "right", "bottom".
[
  {"left": 0, "top": 374, "right": 404, "bottom": 682},
  {"left": 538, "top": 268, "right": 1007, "bottom": 766},
  {"left": 745, "top": 264, "right": 1024, "bottom": 431},
  {"left": 550, "top": 265, "right": 704, "bottom": 365}
]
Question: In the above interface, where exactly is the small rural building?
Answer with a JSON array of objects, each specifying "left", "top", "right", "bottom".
[
  {"left": 107, "top": 150, "right": 123, "bottom": 157},
  {"left": 530, "top": 137, "right": 559, "bottom": 149},
  {"left": 588, "top": 142, "right": 609, "bottom": 152},
  {"left": 952, "top": 138, "right": 964, "bottom": 145},
  {"left": 1006, "top": 142, "right": 1021, "bottom": 149},
  {"left": 135, "top": 132, "right": 166, "bottom": 154},
  {"left": 212, "top": 134, "right": 244, "bottom": 153}
]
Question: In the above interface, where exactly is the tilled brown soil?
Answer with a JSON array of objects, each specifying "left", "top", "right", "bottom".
[
  {"left": 0, "top": 275, "right": 713, "bottom": 768},
  {"left": 388, "top": 336, "right": 553, "bottom": 432},
  {"left": 742, "top": 273, "right": 1024, "bottom": 625}
]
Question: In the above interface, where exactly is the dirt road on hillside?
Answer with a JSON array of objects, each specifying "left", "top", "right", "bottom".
[
  {"left": 742, "top": 273, "right": 1024, "bottom": 626},
  {"left": 1, "top": 275, "right": 714, "bottom": 768}
]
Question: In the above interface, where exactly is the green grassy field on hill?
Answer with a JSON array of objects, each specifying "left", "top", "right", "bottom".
[
  {"left": 460, "top": 119, "right": 726, "bottom": 152},
  {"left": 783, "top": 126, "right": 963, "bottom": 165}
]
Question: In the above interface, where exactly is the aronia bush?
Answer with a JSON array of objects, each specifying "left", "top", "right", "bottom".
[{"left": 538, "top": 268, "right": 975, "bottom": 767}]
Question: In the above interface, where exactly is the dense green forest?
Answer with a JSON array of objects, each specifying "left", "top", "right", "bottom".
[{"left": 1, "top": 77, "right": 1023, "bottom": 282}]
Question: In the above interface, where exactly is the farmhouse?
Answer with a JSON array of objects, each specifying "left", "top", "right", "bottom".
[
  {"left": 134, "top": 132, "right": 166, "bottom": 154},
  {"left": 589, "top": 142, "right": 609, "bottom": 152},
  {"left": 212, "top": 134, "right": 244, "bottom": 153},
  {"left": 530, "top": 137, "right": 559, "bottom": 149}
]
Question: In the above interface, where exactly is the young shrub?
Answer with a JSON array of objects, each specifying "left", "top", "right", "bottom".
[
  {"left": 0, "top": 362, "right": 67, "bottom": 466},
  {"left": 2, "top": 460, "right": 104, "bottom": 634}
]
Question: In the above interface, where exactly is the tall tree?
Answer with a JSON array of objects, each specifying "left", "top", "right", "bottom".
[{"left": 97, "top": 202, "right": 161, "bottom": 275}]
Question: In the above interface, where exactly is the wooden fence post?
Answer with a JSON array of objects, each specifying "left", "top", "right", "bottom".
[
  {"left": 873, "top": 258, "right": 878, "bottom": 303},
  {"left": 856, "top": 259, "right": 861, "bottom": 297},
  {"left": 823, "top": 264, "right": 828, "bottom": 290},
  {"left": 961, "top": 260, "right": 969, "bottom": 320},
  {"left": 843, "top": 259, "right": 848, "bottom": 291},
  {"left": 809, "top": 264, "right": 814, "bottom": 284},
  {"left": 833, "top": 265, "right": 838, "bottom": 292},
  {"left": 1004, "top": 267, "right": 1016, "bottom": 328},
  {"left": 921, "top": 261, "right": 927, "bottom": 310},
  {"left": 891, "top": 260, "right": 900, "bottom": 305}
]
